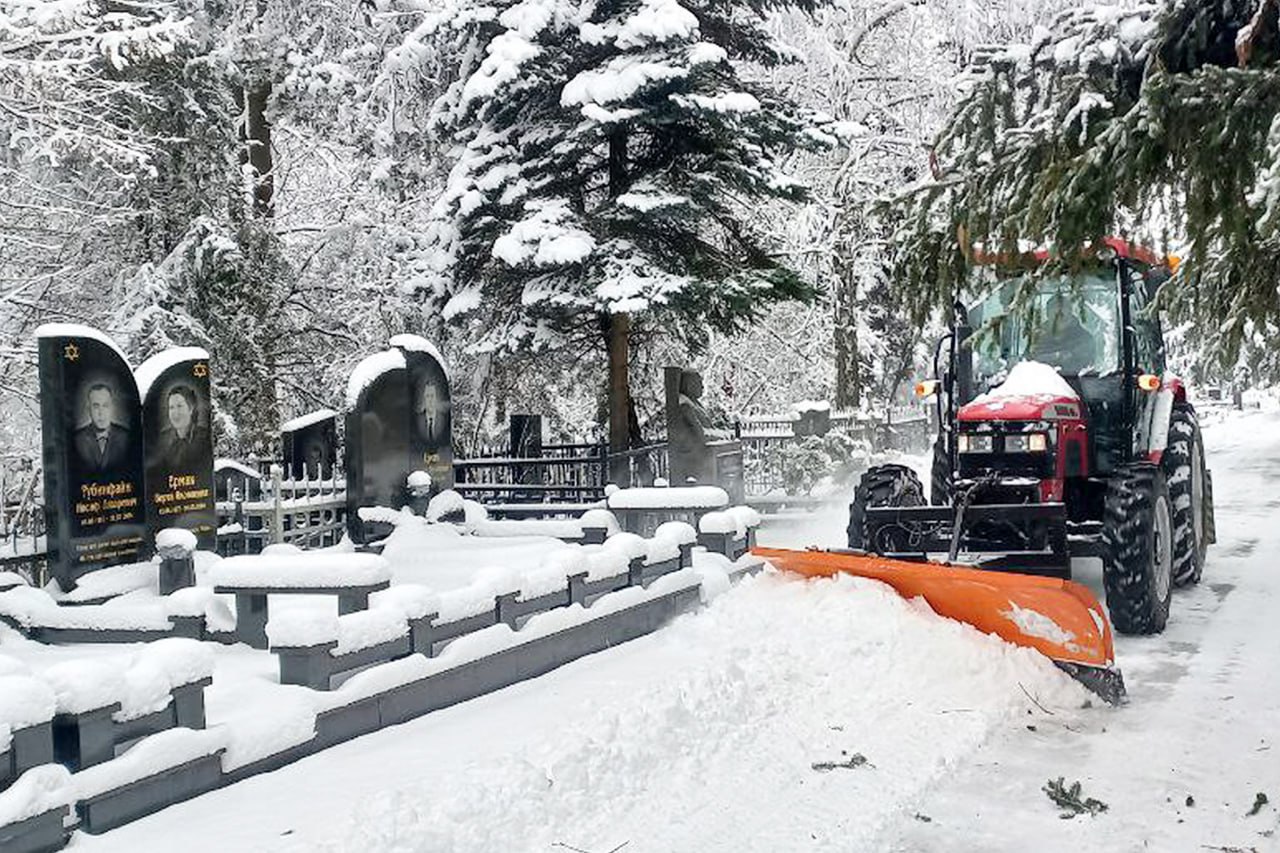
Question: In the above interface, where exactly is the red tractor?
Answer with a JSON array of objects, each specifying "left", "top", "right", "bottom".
[{"left": 847, "top": 239, "right": 1216, "bottom": 635}]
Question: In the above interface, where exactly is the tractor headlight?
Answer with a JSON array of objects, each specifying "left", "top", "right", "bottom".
[
  {"left": 958, "top": 433, "right": 993, "bottom": 453},
  {"left": 1005, "top": 433, "right": 1050, "bottom": 453}
]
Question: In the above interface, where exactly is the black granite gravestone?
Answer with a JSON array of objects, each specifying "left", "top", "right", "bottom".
[
  {"left": 345, "top": 348, "right": 410, "bottom": 544},
  {"left": 281, "top": 409, "right": 337, "bottom": 480},
  {"left": 139, "top": 348, "right": 217, "bottom": 551},
  {"left": 37, "top": 325, "right": 147, "bottom": 589},
  {"left": 396, "top": 335, "right": 453, "bottom": 492}
]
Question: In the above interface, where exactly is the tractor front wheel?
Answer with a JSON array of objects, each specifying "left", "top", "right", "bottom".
[
  {"left": 848, "top": 464, "right": 926, "bottom": 551},
  {"left": 1102, "top": 463, "right": 1174, "bottom": 635},
  {"left": 1164, "top": 404, "right": 1209, "bottom": 586}
]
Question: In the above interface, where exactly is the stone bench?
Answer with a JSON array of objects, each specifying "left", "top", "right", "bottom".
[
  {"left": 607, "top": 486, "right": 730, "bottom": 537},
  {"left": 40, "top": 640, "right": 215, "bottom": 771},
  {"left": 210, "top": 552, "right": 393, "bottom": 649},
  {"left": 0, "top": 676, "right": 56, "bottom": 793}
]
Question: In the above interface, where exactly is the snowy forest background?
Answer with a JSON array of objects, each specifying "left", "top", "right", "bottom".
[{"left": 0, "top": 0, "right": 1255, "bottom": 461}]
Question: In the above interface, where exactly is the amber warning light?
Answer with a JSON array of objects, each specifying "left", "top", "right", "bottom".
[{"left": 1137, "top": 374, "right": 1161, "bottom": 392}]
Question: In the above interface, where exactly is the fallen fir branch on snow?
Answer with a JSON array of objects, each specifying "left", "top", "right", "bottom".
[
  {"left": 1043, "top": 777, "right": 1108, "bottom": 819},
  {"left": 811, "top": 752, "right": 873, "bottom": 772}
]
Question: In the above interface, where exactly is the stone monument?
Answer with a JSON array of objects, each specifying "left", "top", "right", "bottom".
[
  {"left": 281, "top": 408, "right": 338, "bottom": 480},
  {"left": 138, "top": 347, "right": 217, "bottom": 551},
  {"left": 37, "top": 325, "right": 147, "bottom": 588}
]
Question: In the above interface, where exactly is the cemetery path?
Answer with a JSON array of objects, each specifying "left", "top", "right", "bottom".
[{"left": 74, "top": 409, "right": 1280, "bottom": 852}]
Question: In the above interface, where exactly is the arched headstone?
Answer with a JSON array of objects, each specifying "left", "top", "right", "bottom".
[
  {"left": 393, "top": 335, "right": 453, "bottom": 491},
  {"left": 345, "top": 348, "right": 410, "bottom": 543},
  {"left": 138, "top": 348, "right": 216, "bottom": 551},
  {"left": 281, "top": 408, "right": 337, "bottom": 480},
  {"left": 37, "top": 325, "right": 146, "bottom": 588}
]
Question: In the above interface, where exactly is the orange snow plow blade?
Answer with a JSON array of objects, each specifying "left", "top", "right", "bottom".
[{"left": 754, "top": 547, "right": 1126, "bottom": 704}]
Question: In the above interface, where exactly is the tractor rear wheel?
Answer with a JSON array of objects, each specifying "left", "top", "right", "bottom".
[
  {"left": 1102, "top": 463, "right": 1174, "bottom": 635},
  {"left": 1164, "top": 404, "right": 1208, "bottom": 587},
  {"left": 930, "top": 437, "right": 952, "bottom": 506},
  {"left": 848, "top": 464, "right": 926, "bottom": 551}
]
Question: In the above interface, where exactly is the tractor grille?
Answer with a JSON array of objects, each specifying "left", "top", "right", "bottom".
[{"left": 957, "top": 421, "right": 1054, "bottom": 481}]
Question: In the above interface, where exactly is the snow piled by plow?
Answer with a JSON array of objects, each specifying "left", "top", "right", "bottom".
[{"left": 245, "top": 571, "right": 1087, "bottom": 853}]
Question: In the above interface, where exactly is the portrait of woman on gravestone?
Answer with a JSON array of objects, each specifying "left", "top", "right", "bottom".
[{"left": 157, "top": 383, "right": 210, "bottom": 472}]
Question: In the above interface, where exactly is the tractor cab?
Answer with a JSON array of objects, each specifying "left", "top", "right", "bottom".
[{"left": 848, "top": 239, "right": 1215, "bottom": 636}]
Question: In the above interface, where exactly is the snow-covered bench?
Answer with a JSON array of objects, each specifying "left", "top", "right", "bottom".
[
  {"left": 697, "top": 506, "right": 761, "bottom": 561},
  {"left": 0, "top": 765, "right": 71, "bottom": 853},
  {"left": 41, "top": 639, "right": 214, "bottom": 771},
  {"left": 0, "top": 586, "right": 213, "bottom": 645},
  {"left": 467, "top": 507, "right": 620, "bottom": 545},
  {"left": 0, "top": 572, "right": 26, "bottom": 594},
  {"left": 0, "top": 668, "right": 56, "bottom": 794},
  {"left": 607, "top": 486, "right": 730, "bottom": 536},
  {"left": 210, "top": 553, "right": 392, "bottom": 649},
  {"left": 268, "top": 531, "right": 694, "bottom": 690}
]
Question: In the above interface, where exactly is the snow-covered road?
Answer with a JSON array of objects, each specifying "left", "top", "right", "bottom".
[{"left": 75, "top": 409, "right": 1279, "bottom": 852}]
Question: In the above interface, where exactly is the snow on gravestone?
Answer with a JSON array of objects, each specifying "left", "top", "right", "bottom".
[
  {"left": 137, "top": 348, "right": 216, "bottom": 551},
  {"left": 280, "top": 408, "right": 337, "bottom": 481},
  {"left": 344, "top": 338, "right": 452, "bottom": 544},
  {"left": 37, "top": 325, "right": 147, "bottom": 589}
]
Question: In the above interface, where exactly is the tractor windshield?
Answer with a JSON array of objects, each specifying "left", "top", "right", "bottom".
[{"left": 967, "top": 268, "right": 1120, "bottom": 391}]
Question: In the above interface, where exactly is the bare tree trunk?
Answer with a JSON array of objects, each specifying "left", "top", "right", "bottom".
[
  {"left": 605, "top": 127, "right": 632, "bottom": 485},
  {"left": 833, "top": 243, "right": 861, "bottom": 409},
  {"left": 607, "top": 311, "right": 632, "bottom": 485},
  {"left": 242, "top": 83, "right": 274, "bottom": 218}
]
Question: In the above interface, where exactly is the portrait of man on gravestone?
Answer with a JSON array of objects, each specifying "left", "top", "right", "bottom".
[
  {"left": 73, "top": 381, "right": 130, "bottom": 472},
  {"left": 416, "top": 379, "right": 444, "bottom": 446},
  {"left": 157, "top": 383, "right": 210, "bottom": 472}
]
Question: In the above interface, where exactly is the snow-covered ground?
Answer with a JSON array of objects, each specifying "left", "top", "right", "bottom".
[{"left": 58, "top": 409, "right": 1280, "bottom": 850}]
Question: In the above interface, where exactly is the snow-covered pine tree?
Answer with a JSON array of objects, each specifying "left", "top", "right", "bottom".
[
  {"left": 396, "top": 0, "right": 832, "bottom": 475},
  {"left": 890, "top": 0, "right": 1280, "bottom": 372}
]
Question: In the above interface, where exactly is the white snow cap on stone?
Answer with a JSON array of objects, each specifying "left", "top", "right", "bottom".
[
  {"left": 135, "top": 347, "right": 210, "bottom": 398},
  {"left": 462, "top": 499, "right": 490, "bottom": 523},
  {"left": 0, "top": 764, "right": 73, "bottom": 828},
  {"left": 134, "top": 638, "right": 215, "bottom": 689},
  {"left": 579, "top": 508, "right": 620, "bottom": 535},
  {"left": 372, "top": 584, "right": 440, "bottom": 620},
  {"left": 155, "top": 527, "right": 198, "bottom": 557},
  {"left": 333, "top": 609, "right": 408, "bottom": 655},
  {"left": 346, "top": 348, "right": 406, "bottom": 409},
  {"left": 389, "top": 334, "right": 449, "bottom": 378},
  {"left": 603, "top": 483, "right": 620, "bottom": 497},
  {"left": 35, "top": 323, "right": 129, "bottom": 363},
  {"left": 608, "top": 486, "right": 729, "bottom": 509},
  {"left": 727, "top": 505, "right": 761, "bottom": 532},
  {"left": 211, "top": 553, "right": 392, "bottom": 589},
  {"left": 0, "top": 675, "right": 57, "bottom": 729},
  {"left": 654, "top": 520, "right": 697, "bottom": 546},
  {"left": 280, "top": 408, "right": 338, "bottom": 433},
  {"left": 214, "top": 458, "right": 261, "bottom": 479},
  {"left": 267, "top": 610, "right": 340, "bottom": 648},
  {"left": 698, "top": 510, "right": 738, "bottom": 536},
  {"left": 407, "top": 470, "right": 432, "bottom": 490},
  {"left": 973, "top": 361, "right": 1079, "bottom": 402},
  {"left": 42, "top": 659, "right": 128, "bottom": 715},
  {"left": 601, "top": 531, "right": 648, "bottom": 559},
  {"left": 427, "top": 489, "right": 466, "bottom": 521}
]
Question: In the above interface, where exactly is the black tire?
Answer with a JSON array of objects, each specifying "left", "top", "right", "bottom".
[
  {"left": 1102, "top": 463, "right": 1174, "bottom": 635},
  {"left": 930, "top": 436, "right": 952, "bottom": 506},
  {"left": 847, "top": 464, "right": 926, "bottom": 550},
  {"left": 1163, "top": 404, "right": 1208, "bottom": 586}
]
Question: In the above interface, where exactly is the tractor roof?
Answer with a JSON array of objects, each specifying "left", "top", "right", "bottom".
[{"left": 970, "top": 237, "right": 1168, "bottom": 269}]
